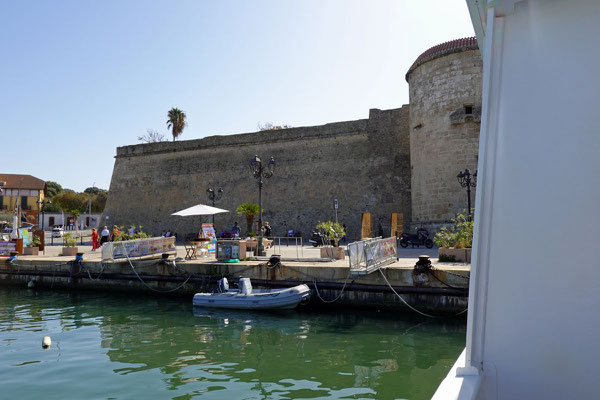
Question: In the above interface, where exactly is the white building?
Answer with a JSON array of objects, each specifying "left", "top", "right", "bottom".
[
  {"left": 434, "top": 1, "right": 600, "bottom": 399},
  {"left": 39, "top": 212, "right": 102, "bottom": 230}
]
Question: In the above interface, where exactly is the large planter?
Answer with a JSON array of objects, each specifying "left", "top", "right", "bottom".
[
  {"left": 23, "top": 247, "right": 39, "bottom": 256},
  {"left": 438, "top": 248, "right": 471, "bottom": 263},
  {"left": 320, "top": 246, "right": 345, "bottom": 260},
  {"left": 62, "top": 247, "right": 79, "bottom": 257}
]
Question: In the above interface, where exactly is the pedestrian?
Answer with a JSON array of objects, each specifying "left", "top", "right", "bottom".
[
  {"left": 263, "top": 221, "right": 272, "bottom": 237},
  {"left": 111, "top": 225, "right": 120, "bottom": 241},
  {"left": 231, "top": 222, "right": 241, "bottom": 238},
  {"left": 100, "top": 226, "right": 110, "bottom": 245},
  {"left": 91, "top": 228, "right": 100, "bottom": 250}
]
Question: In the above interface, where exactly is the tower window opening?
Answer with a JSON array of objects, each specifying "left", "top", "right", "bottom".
[{"left": 464, "top": 105, "right": 473, "bottom": 115}]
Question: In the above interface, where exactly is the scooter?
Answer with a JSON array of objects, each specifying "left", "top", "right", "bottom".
[
  {"left": 399, "top": 227, "right": 434, "bottom": 248},
  {"left": 309, "top": 229, "right": 337, "bottom": 247},
  {"left": 309, "top": 230, "right": 327, "bottom": 247}
]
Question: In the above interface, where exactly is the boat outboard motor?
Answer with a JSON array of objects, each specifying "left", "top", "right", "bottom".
[
  {"left": 217, "top": 277, "right": 229, "bottom": 293},
  {"left": 239, "top": 278, "right": 252, "bottom": 295}
]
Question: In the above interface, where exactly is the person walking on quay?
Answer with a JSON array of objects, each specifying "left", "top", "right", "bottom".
[
  {"left": 100, "top": 226, "right": 110, "bottom": 245},
  {"left": 91, "top": 228, "right": 100, "bottom": 251},
  {"left": 110, "top": 225, "right": 120, "bottom": 241}
]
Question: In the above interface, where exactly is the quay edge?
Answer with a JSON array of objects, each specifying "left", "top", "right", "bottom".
[{"left": 0, "top": 258, "right": 469, "bottom": 315}]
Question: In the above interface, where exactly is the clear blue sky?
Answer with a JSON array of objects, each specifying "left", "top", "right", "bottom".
[{"left": 1, "top": 1, "right": 474, "bottom": 192}]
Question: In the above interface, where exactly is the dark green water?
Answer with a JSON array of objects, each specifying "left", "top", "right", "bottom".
[{"left": 0, "top": 287, "right": 465, "bottom": 399}]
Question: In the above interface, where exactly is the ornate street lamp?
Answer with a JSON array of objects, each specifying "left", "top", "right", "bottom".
[
  {"left": 206, "top": 186, "right": 224, "bottom": 226},
  {"left": 457, "top": 169, "right": 477, "bottom": 216},
  {"left": 36, "top": 199, "right": 51, "bottom": 230},
  {"left": 250, "top": 155, "right": 276, "bottom": 256}
]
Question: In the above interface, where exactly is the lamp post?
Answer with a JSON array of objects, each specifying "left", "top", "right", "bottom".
[
  {"left": 250, "top": 155, "right": 276, "bottom": 256},
  {"left": 457, "top": 169, "right": 477, "bottom": 217},
  {"left": 36, "top": 199, "right": 51, "bottom": 230},
  {"left": 206, "top": 186, "right": 224, "bottom": 226}
]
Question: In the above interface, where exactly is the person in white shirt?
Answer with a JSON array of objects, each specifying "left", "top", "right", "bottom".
[{"left": 100, "top": 226, "right": 110, "bottom": 245}]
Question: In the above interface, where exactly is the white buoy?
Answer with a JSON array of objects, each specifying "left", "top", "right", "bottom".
[{"left": 42, "top": 336, "right": 51, "bottom": 349}]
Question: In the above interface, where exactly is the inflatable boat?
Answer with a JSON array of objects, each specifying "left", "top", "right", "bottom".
[{"left": 193, "top": 278, "right": 311, "bottom": 310}]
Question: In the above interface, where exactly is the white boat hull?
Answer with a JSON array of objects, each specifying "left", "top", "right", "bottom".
[{"left": 193, "top": 284, "right": 311, "bottom": 310}]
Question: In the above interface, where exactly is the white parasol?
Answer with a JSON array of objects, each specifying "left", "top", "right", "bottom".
[{"left": 171, "top": 204, "right": 229, "bottom": 217}]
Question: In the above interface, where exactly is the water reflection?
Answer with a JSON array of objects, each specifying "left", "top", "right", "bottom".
[{"left": 0, "top": 287, "right": 465, "bottom": 400}]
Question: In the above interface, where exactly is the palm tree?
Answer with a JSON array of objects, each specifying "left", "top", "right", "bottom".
[
  {"left": 166, "top": 108, "right": 187, "bottom": 141},
  {"left": 236, "top": 202, "right": 260, "bottom": 235}
]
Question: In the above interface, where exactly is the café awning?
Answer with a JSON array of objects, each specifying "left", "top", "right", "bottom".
[{"left": 171, "top": 204, "right": 229, "bottom": 217}]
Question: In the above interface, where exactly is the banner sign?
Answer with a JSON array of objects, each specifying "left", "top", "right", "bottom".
[
  {"left": 19, "top": 229, "right": 30, "bottom": 246},
  {"left": 101, "top": 236, "right": 176, "bottom": 261},
  {"left": 348, "top": 236, "right": 397, "bottom": 275},
  {"left": 0, "top": 241, "right": 17, "bottom": 256},
  {"left": 201, "top": 223, "right": 216, "bottom": 254}
]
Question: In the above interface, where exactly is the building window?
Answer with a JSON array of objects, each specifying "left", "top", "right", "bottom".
[
  {"left": 21, "top": 196, "right": 28, "bottom": 208},
  {"left": 464, "top": 105, "right": 473, "bottom": 115},
  {"left": 49, "top": 217, "right": 55, "bottom": 227}
]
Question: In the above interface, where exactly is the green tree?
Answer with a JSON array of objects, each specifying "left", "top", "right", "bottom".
[
  {"left": 236, "top": 202, "right": 260, "bottom": 234},
  {"left": 84, "top": 186, "right": 102, "bottom": 194},
  {"left": 166, "top": 108, "right": 187, "bottom": 141},
  {"left": 90, "top": 191, "right": 108, "bottom": 212},
  {"left": 46, "top": 181, "right": 63, "bottom": 198},
  {"left": 52, "top": 191, "right": 88, "bottom": 213},
  {"left": 315, "top": 221, "right": 346, "bottom": 246}
]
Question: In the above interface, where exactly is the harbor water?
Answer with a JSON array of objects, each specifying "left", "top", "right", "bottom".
[{"left": 0, "top": 287, "right": 465, "bottom": 399}]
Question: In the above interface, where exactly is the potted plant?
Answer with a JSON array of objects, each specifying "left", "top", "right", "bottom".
[
  {"left": 316, "top": 221, "right": 346, "bottom": 260},
  {"left": 236, "top": 203, "right": 260, "bottom": 235},
  {"left": 434, "top": 210, "right": 473, "bottom": 263},
  {"left": 23, "top": 234, "right": 42, "bottom": 255},
  {"left": 62, "top": 233, "right": 79, "bottom": 256}
]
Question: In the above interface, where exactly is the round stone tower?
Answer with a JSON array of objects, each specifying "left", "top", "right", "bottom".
[{"left": 406, "top": 37, "right": 482, "bottom": 230}]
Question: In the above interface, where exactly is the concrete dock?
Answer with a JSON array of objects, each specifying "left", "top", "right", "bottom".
[{"left": 0, "top": 244, "right": 470, "bottom": 315}]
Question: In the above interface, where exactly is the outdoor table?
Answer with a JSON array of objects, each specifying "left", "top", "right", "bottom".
[{"left": 184, "top": 241, "right": 200, "bottom": 259}]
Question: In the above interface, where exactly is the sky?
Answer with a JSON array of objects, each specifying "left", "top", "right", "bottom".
[{"left": 0, "top": 1, "right": 474, "bottom": 192}]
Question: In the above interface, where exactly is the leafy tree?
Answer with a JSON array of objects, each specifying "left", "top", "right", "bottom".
[
  {"left": 138, "top": 128, "right": 166, "bottom": 143},
  {"left": 315, "top": 221, "right": 346, "bottom": 246},
  {"left": 90, "top": 191, "right": 108, "bottom": 212},
  {"left": 166, "top": 108, "right": 187, "bottom": 141},
  {"left": 236, "top": 202, "right": 260, "bottom": 234},
  {"left": 46, "top": 181, "right": 63, "bottom": 198},
  {"left": 84, "top": 186, "right": 102, "bottom": 195},
  {"left": 52, "top": 191, "right": 88, "bottom": 213}
]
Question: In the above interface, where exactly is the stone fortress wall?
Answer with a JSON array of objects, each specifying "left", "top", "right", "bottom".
[
  {"left": 406, "top": 37, "right": 482, "bottom": 230},
  {"left": 101, "top": 37, "right": 482, "bottom": 239},
  {"left": 102, "top": 107, "right": 411, "bottom": 240}
]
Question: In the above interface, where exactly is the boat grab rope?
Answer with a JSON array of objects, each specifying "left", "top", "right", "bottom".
[
  {"left": 120, "top": 243, "right": 193, "bottom": 293},
  {"left": 378, "top": 268, "right": 468, "bottom": 318}
]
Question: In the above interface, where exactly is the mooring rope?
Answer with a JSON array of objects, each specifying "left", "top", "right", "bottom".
[
  {"left": 121, "top": 243, "right": 192, "bottom": 293},
  {"left": 312, "top": 273, "right": 351, "bottom": 303},
  {"left": 378, "top": 268, "right": 468, "bottom": 318}
]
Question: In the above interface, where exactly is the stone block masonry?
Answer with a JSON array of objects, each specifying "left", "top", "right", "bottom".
[{"left": 102, "top": 107, "right": 412, "bottom": 241}]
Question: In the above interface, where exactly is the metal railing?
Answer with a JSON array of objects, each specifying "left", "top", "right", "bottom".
[
  {"left": 271, "top": 236, "right": 304, "bottom": 259},
  {"left": 348, "top": 236, "right": 397, "bottom": 276}
]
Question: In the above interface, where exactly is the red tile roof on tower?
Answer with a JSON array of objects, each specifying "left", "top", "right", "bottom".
[
  {"left": 406, "top": 37, "right": 479, "bottom": 81},
  {"left": 0, "top": 174, "right": 46, "bottom": 190}
]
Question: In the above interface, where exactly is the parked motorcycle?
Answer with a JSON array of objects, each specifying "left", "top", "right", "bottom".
[
  {"left": 309, "top": 229, "right": 337, "bottom": 247},
  {"left": 399, "top": 227, "right": 434, "bottom": 248}
]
